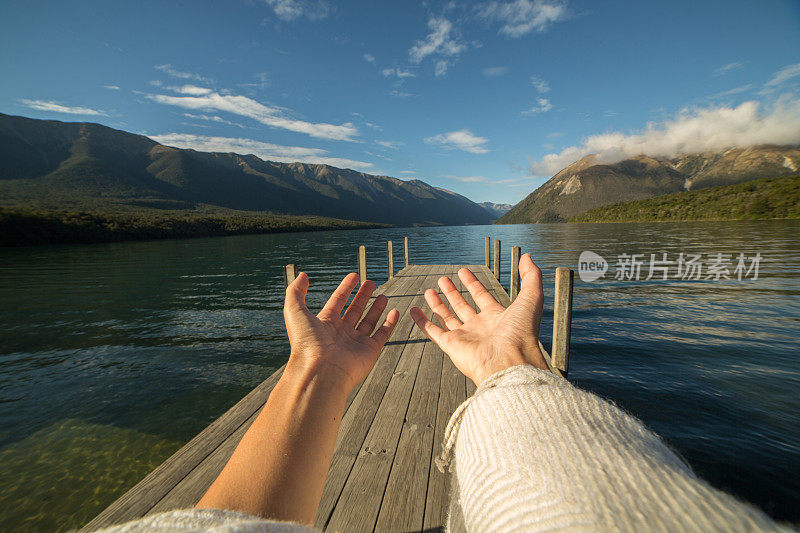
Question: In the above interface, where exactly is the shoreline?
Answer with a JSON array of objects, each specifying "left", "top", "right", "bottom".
[{"left": 0, "top": 207, "right": 392, "bottom": 248}]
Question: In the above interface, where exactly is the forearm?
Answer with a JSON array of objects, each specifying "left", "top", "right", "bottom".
[
  {"left": 197, "top": 360, "right": 349, "bottom": 524},
  {"left": 448, "top": 365, "right": 784, "bottom": 532}
]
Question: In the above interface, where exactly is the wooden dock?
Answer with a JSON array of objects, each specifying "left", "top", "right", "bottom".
[{"left": 84, "top": 238, "right": 573, "bottom": 532}]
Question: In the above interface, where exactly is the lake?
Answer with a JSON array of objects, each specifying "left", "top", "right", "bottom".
[{"left": 1, "top": 220, "right": 799, "bottom": 530}]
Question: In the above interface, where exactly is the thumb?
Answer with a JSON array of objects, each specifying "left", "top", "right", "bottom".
[
  {"left": 514, "top": 253, "right": 543, "bottom": 310},
  {"left": 284, "top": 272, "right": 312, "bottom": 316}
]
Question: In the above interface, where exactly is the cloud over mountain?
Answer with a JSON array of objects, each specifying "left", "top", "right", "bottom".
[{"left": 530, "top": 98, "right": 800, "bottom": 175}]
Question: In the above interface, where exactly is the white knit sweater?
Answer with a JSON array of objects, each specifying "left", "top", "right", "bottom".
[{"left": 100, "top": 365, "right": 788, "bottom": 532}]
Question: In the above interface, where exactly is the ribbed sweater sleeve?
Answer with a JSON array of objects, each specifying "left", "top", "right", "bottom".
[{"left": 441, "top": 365, "right": 789, "bottom": 533}]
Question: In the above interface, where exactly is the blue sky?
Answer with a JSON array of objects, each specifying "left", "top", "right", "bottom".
[{"left": 1, "top": 0, "right": 799, "bottom": 205}]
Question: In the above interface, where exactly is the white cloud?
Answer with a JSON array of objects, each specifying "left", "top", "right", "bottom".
[
  {"left": 20, "top": 99, "right": 106, "bottom": 116},
  {"left": 481, "top": 0, "right": 568, "bottom": 37},
  {"left": 425, "top": 129, "right": 489, "bottom": 154},
  {"left": 103, "top": 85, "right": 120, "bottom": 90},
  {"left": 363, "top": 53, "right": 375, "bottom": 63},
  {"left": 146, "top": 90, "right": 358, "bottom": 141},
  {"left": 173, "top": 85, "right": 213, "bottom": 96},
  {"left": 400, "top": 170, "right": 416, "bottom": 174},
  {"left": 155, "top": 64, "right": 212, "bottom": 83},
  {"left": 765, "top": 62, "right": 800, "bottom": 87},
  {"left": 148, "top": 133, "right": 372, "bottom": 170},
  {"left": 529, "top": 98, "right": 800, "bottom": 175},
  {"left": 389, "top": 88, "right": 416, "bottom": 98},
  {"left": 183, "top": 113, "right": 245, "bottom": 128},
  {"left": 482, "top": 66, "right": 510, "bottom": 77},
  {"left": 531, "top": 75, "right": 550, "bottom": 93},
  {"left": 264, "top": 0, "right": 329, "bottom": 21},
  {"left": 381, "top": 68, "right": 416, "bottom": 78},
  {"left": 714, "top": 62, "right": 743, "bottom": 76},
  {"left": 706, "top": 84, "right": 754, "bottom": 100},
  {"left": 409, "top": 17, "right": 466, "bottom": 76},
  {"left": 523, "top": 97, "right": 552, "bottom": 114},
  {"left": 375, "top": 140, "right": 404, "bottom": 149}
]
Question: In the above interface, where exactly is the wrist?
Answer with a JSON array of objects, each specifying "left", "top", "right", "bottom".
[{"left": 283, "top": 354, "right": 354, "bottom": 400}]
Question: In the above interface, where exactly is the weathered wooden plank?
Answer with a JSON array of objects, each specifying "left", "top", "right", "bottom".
[
  {"left": 552, "top": 267, "right": 574, "bottom": 377},
  {"left": 358, "top": 245, "right": 367, "bottom": 285},
  {"left": 314, "top": 268, "right": 437, "bottom": 528},
  {"left": 374, "top": 313, "right": 447, "bottom": 531},
  {"left": 387, "top": 241, "right": 393, "bottom": 279},
  {"left": 484, "top": 236, "right": 490, "bottom": 267},
  {"left": 421, "top": 268, "right": 470, "bottom": 531},
  {"left": 493, "top": 240, "right": 501, "bottom": 280},
  {"left": 510, "top": 246, "right": 520, "bottom": 301},
  {"left": 283, "top": 264, "right": 297, "bottom": 288},
  {"left": 324, "top": 266, "right": 447, "bottom": 532},
  {"left": 404, "top": 237, "right": 409, "bottom": 267}
]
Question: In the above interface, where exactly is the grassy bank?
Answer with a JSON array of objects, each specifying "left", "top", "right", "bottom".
[
  {"left": 570, "top": 175, "right": 800, "bottom": 223},
  {"left": 0, "top": 207, "right": 390, "bottom": 247}
]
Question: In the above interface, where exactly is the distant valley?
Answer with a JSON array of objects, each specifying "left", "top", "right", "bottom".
[{"left": 478, "top": 202, "right": 513, "bottom": 219}]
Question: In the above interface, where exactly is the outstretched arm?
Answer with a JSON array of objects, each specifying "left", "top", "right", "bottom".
[
  {"left": 411, "top": 255, "right": 783, "bottom": 532},
  {"left": 197, "top": 272, "right": 398, "bottom": 524}
]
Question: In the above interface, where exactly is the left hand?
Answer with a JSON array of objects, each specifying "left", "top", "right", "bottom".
[{"left": 284, "top": 272, "right": 399, "bottom": 392}]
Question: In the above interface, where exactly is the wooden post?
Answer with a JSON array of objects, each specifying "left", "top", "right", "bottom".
[
  {"left": 358, "top": 245, "right": 367, "bottom": 285},
  {"left": 484, "top": 236, "right": 490, "bottom": 267},
  {"left": 283, "top": 264, "right": 297, "bottom": 288},
  {"left": 552, "top": 267, "right": 574, "bottom": 377},
  {"left": 493, "top": 239, "right": 501, "bottom": 280},
  {"left": 387, "top": 241, "right": 394, "bottom": 279},
  {"left": 404, "top": 237, "right": 409, "bottom": 267},
  {"left": 510, "top": 246, "right": 520, "bottom": 301}
]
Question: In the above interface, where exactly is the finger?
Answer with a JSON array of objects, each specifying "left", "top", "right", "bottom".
[
  {"left": 320, "top": 273, "right": 359, "bottom": 317},
  {"left": 371, "top": 308, "right": 399, "bottom": 346},
  {"left": 425, "top": 288, "right": 462, "bottom": 331},
  {"left": 458, "top": 268, "right": 501, "bottom": 311},
  {"left": 438, "top": 276, "right": 476, "bottom": 322},
  {"left": 342, "top": 279, "right": 375, "bottom": 326},
  {"left": 410, "top": 306, "right": 446, "bottom": 346},
  {"left": 356, "top": 294, "right": 388, "bottom": 334},
  {"left": 514, "top": 253, "right": 544, "bottom": 310}
]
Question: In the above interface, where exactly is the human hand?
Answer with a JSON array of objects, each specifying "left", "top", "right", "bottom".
[
  {"left": 410, "top": 253, "right": 547, "bottom": 386},
  {"left": 284, "top": 272, "right": 399, "bottom": 392}
]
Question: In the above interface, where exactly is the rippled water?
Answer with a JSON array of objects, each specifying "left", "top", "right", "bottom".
[{"left": 1, "top": 220, "right": 799, "bottom": 530}]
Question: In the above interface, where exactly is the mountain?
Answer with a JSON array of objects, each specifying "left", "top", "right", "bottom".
[
  {"left": 571, "top": 175, "right": 800, "bottom": 223},
  {"left": 497, "top": 146, "right": 800, "bottom": 224},
  {"left": 0, "top": 114, "right": 492, "bottom": 227},
  {"left": 479, "top": 202, "right": 513, "bottom": 218}
]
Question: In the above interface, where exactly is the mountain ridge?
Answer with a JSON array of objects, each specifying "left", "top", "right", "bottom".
[
  {"left": 498, "top": 146, "right": 800, "bottom": 224},
  {"left": 0, "top": 113, "right": 493, "bottom": 227}
]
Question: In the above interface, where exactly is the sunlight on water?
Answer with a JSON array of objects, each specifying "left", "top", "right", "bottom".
[{"left": 0, "top": 220, "right": 799, "bottom": 530}]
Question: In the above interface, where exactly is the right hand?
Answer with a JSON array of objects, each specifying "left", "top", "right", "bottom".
[{"left": 410, "top": 253, "right": 548, "bottom": 386}]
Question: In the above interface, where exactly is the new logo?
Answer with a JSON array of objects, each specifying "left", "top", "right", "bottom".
[{"left": 578, "top": 251, "right": 607, "bottom": 282}]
